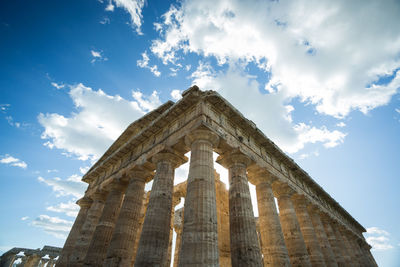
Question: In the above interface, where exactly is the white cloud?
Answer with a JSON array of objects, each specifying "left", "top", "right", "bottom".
[
  {"left": 191, "top": 63, "right": 345, "bottom": 153},
  {"left": 151, "top": 0, "right": 400, "bottom": 118},
  {"left": 395, "top": 108, "right": 400, "bottom": 114},
  {"left": 51, "top": 82, "right": 65, "bottom": 89},
  {"left": 38, "top": 174, "right": 86, "bottom": 199},
  {"left": 31, "top": 215, "right": 73, "bottom": 239},
  {"left": 336, "top": 122, "right": 346, "bottom": 127},
  {"left": 100, "top": 17, "right": 111, "bottom": 25},
  {"left": 38, "top": 83, "right": 160, "bottom": 161},
  {"left": 170, "top": 89, "right": 182, "bottom": 100},
  {"left": 109, "top": 0, "right": 145, "bottom": 34},
  {"left": 90, "top": 49, "right": 107, "bottom": 63},
  {"left": 47, "top": 201, "right": 79, "bottom": 217},
  {"left": 79, "top": 166, "right": 90, "bottom": 174},
  {"left": 366, "top": 227, "right": 394, "bottom": 250},
  {"left": 0, "top": 154, "right": 27, "bottom": 169},
  {"left": 21, "top": 216, "right": 29, "bottom": 221},
  {"left": 137, "top": 51, "right": 161, "bottom": 77},
  {"left": 105, "top": 3, "right": 115, "bottom": 12},
  {"left": 0, "top": 104, "right": 10, "bottom": 112}
]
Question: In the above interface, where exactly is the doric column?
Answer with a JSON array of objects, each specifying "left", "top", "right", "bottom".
[
  {"left": 83, "top": 179, "right": 126, "bottom": 266},
  {"left": 330, "top": 222, "right": 351, "bottom": 264},
  {"left": 70, "top": 190, "right": 107, "bottom": 265},
  {"left": 179, "top": 129, "right": 220, "bottom": 266},
  {"left": 48, "top": 255, "right": 56, "bottom": 267},
  {"left": 134, "top": 150, "right": 186, "bottom": 266},
  {"left": 360, "top": 242, "right": 377, "bottom": 267},
  {"left": 307, "top": 204, "right": 338, "bottom": 267},
  {"left": 350, "top": 236, "right": 371, "bottom": 267},
  {"left": 217, "top": 151, "right": 263, "bottom": 267},
  {"left": 166, "top": 197, "right": 182, "bottom": 267},
  {"left": 57, "top": 197, "right": 92, "bottom": 267},
  {"left": 131, "top": 192, "right": 150, "bottom": 266},
  {"left": 320, "top": 214, "right": 345, "bottom": 266},
  {"left": 173, "top": 208, "right": 184, "bottom": 267},
  {"left": 0, "top": 252, "right": 16, "bottom": 267},
  {"left": 272, "top": 182, "right": 312, "bottom": 267},
  {"left": 104, "top": 168, "right": 152, "bottom": 267},
  {"left": 338, "top": 228, "right": 358, "bottom": 266},
  {"left": 248, "top": 171, "right": 290, "bottom": 267},
  {"left": 40, "top": 258, "right": 49, "bottom": 267},
  {"left": 292, "top": 194, "right": 326, "bottom": 267},
  {"left": 24, "top": 253, "right": 41, "bottom": 267}
]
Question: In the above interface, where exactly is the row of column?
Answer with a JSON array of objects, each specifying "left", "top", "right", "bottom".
[
  {"left": 57, "top": 128, "right": 375, "bottom": 267},
  {"left": 1, "top": 252, "right": 57, "bottom": 267}
]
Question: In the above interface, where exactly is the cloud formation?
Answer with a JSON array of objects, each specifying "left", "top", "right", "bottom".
[
  {"left": 108, "top": 0, "right": 145, "bottom": 34},
  {"left": 32, "top": 215, "right": 73, "bottom": 239},
  {"left": 38, "top": 174, "right": 86, "bottom": 199},
  {"left": 366, "top": 227, "right": 394, "bottom": 250},
  {"left": 38, "top": 83, "right": 161, "bottom": 161},
  {"left": 0, "top": 154, "right": 27, "bottom": 169},
  {"left": 151, "top": 0, "right": 400, "bottom": 118},
  {"left": 90, "top": 49, "right": 107, "bottom": 63},
  {"left": 137, "top": 51, "right": 161, "bottom": 77},
  {"left": 47, "top": 201, "right": 79, "bottom": 217}
]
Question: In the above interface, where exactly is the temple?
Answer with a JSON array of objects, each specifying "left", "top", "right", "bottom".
[{"left": 53, "top": 86, "right": 376, "bottom": 267}]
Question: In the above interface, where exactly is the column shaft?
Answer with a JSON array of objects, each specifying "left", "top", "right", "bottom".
[
  {"left": 84, "top": 182, "right": 125, "bottom": 266},
  {"left": 179, "top": 130, "right": 219, "bottom": 266},
  {"left": 256, "top": 181, "right": 290, "bottom": 266},
  {"left": 331, "top": 224, "right": 351, "bottom": 264},
  {"left": 135, "top": 151, "right": 185, "bottom": 267},
  {"left": 226, "top": 158, "right": 263, "bottom": 266},
  {"left": 308, "top": 206, "right": 338, "bottom": 267},
  {"left": 70, "top": 192, "right": 107, "bottom": 265},
  {"left": 57, "top": 197, "right": 92, "bottom": 267},
  {"left": 339, "top": 229, "right": 358, "bottom": 266},
  {"left": 273, "top": 183, "right": 311, "bottom": 267},
  {"left": 292, "top": 195, "right": 326, "bottom": 267},
  {"left": 321, "top": 217, "right": 345, "bottom": 266},
  {"left": 104, "top": 170, "right": 149, "bottom": 267}
]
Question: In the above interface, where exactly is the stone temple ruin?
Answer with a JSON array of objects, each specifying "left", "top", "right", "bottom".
[
  {"left": 0, "top": 246, "right": 61, "bottom": 267},
  {"left": 53, "top": 86, "right": 376, "bottom": 266}
]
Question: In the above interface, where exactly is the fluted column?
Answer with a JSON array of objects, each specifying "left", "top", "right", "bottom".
[
  {"left": 57, "top": 197, "right": 92, "bottom": 267},
  {"left": 84, "top": 179, "right": 126, "bottom": 266},
  {"left": 349, "top": 236, "right": 370, "bottom": 267},
  {"left": 217, "top": 151, "right": 263, "bottom": 267},
  {"left": 320, "top": 215, "right": 345, "bottom": 266},
  {"left": 272, "top": 182, "right": 311, "bottom": 267},
  {"left": 135, "top": 150, "right": 187, "bottom": 267},
  {"left": 0, "top": 252, "right": 16, "bottom": 267},
  {"left": 249, "top": 171, "right": 290, "bottom": 267},
  {"left": 40, "top": 258, "right": 49, "bottom": 267},
  {"left": 173, "top": 208, "right": 184, "bottom": 267},
  {"left": 166, "top": 197, "right": 181, "bottom": 267},
  {"left": 70, "top": 190, "right": 107, "bottom": 265},
  {"left": 104, "top": 168, "right": 152, "bottom": 267},
  {"left": 361, "top": 242, "right": 377, "bottom": 267},
  {"left": 48, "top": 256, "right": 56, "bottom": 267},
  {"left": 179, "top": 129, "right": 220, "bottom": 266},
  {"left": 338, "top": 228, "right": 358, "bottom": 266},
  {"left": 24, "top": 253, "right": 41, "bottom": 267},
  {"left": 308, "top": 205, "right": 338, "bottom": 267},
  {"left": 292, "top": 194, "right": 326, "bottom": 267},
  {"left": 331, "top": 222, "right": 351, "bottom": 264}
]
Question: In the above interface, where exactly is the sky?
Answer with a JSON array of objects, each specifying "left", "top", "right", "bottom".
[{"left": 0, "top": 0, "right": 399, "bottom": 266}]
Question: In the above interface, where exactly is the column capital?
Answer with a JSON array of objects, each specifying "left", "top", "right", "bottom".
[
  {"left": 216, "top": 149, "right": 252, "bottom": 168},
  {"left": 185, "top": 129, "right": 219, "bottom": 147},
  {"left": 77, "top": 196, "right": 93, "bottom": 208},
  {"left": 124, "top": 165, "right": 154, "bottom": 183},
  {"left": 248, "top": 169, "right": 277, "bottom": 185},
  {"left": 292, "top": 193, "right": 310, "bottom": 208},
  {"left": 152, "top": 149, "right": 188, "bottom": 168},
  {"left": 272, "top": 181, "right": 295, "bottom": 198}
]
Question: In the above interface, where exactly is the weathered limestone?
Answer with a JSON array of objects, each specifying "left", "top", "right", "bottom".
[
  {"left": 249, "top": 171, "right": 291, "bottom": 267},
  {"left": 84, "top": 179, "right": 126, "bottom": 266},
  {"left": 135, "top": 150, "right": 187, "bottom": 267},
  {"left": 217, "top": 150, "right": 263, "bottom": 267},
  {"left": 292, "top": 194, "right": 326, "bottom": 267},
  {"left": 330, "top": 222, "right": 351, "bottom": 264},
  {"left": 104, "top": 168, "right": 152, "bottom": 267},
  {"left": 272, "top": 182, "right": 312, "bottom": 267},
  {"left": 70, "top": 191, "right": 107, "bottom": 265},
  {"left": 57, "top": 197, "right": 92, "bottom": 267},
  {"left": 320, "top": 214, "right": 346, "bottom": 266},
  {"left": 0, "top": 252, "right": 16, "bottom": 267},
  {"left": 24, "top": 253, "right": 41, "bottom": 267},
  {"left": 338, "top": 227, "right": 358, "bottom": 266},
  {"left": 179, "top": 129, "right": 220, "bottom": 266},
  {"left": 307, "top": 204, "right": 338, "bottom": 267},
  {"left": 173, "top": 208, "right": 184, "bottom": 267}
]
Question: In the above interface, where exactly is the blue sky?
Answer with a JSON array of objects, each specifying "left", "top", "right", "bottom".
[{"left": 1, "top": 0, "right": 399, "bottom": 266}]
